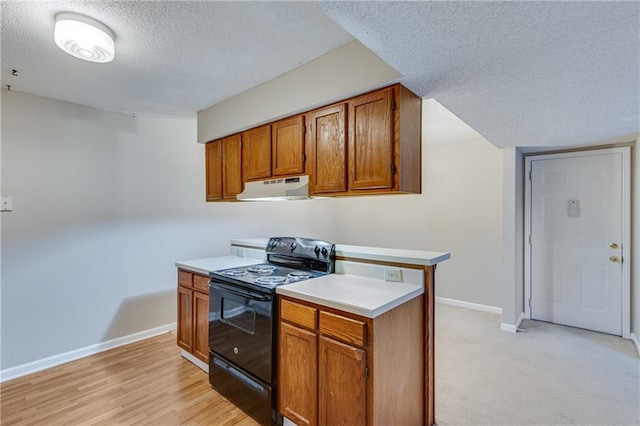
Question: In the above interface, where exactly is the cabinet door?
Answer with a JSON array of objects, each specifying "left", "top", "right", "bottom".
[
  {"left": 193, "top": 291, "right": 210, "bottom": 363},
  {"left": 318, "top": 336, "right": 366, "bottom": 426},
  {"left": 205, "top": 140, "right": 222, "bottom": 201},
  {"left": 243, "top": 125, "right": 272, "bottom": 181},
  {"left": 307, "top": 104, "right": 347, "bottom": 194},
  {"left": 272, "top": 115, "right": 305, "bottom": 176},
  {"left": 348, "top": 87, "right": 394, "bottom": 191},
  {"left": 222, "top": 134, "right": 243, "bottom": 199},
  {"left": 177, "top": 286, "right": 193, "bottom": 353},
  {"left": 279, "top": 322, "right": 317, "bottom": 426}
]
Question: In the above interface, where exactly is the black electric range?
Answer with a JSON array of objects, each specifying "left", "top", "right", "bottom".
[{"left": 208, "top": 237, "right": 335, "bottom": 425}]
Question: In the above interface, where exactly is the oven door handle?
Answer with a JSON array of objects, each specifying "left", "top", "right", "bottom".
[{"left": 210, "top": 282, "right": 272, "bottom": 302}]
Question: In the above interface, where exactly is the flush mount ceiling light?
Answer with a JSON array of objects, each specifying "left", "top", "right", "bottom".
[{"left": 54, "top": 12, "right": 115, "bottom": 63}]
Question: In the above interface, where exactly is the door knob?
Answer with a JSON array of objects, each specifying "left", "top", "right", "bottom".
[
  {"left": 610, "top": 243, "right": 619, "bottom": 249},
  {"left": 610, "top": 256, "right": 619, "bottom": 262}
]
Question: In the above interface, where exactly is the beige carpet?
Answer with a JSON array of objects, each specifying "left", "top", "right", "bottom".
[{"left": 435, "top": 304, "right": 640, "bottom": 426}]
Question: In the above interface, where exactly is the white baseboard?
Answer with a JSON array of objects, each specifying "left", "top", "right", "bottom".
[
  {"left": 180, "top": 349, "right": 209, "bottom": 373},
  {"left": 0, "top": 323, "right": 176, "bottom": 383},
  {"left": 501, "top": 312, "right": 525, "bottom": 333},
  {"left": 630, "top": 333, "right": 640, "bottom": 357},
  {"left": 436, "top": 296, "right": 502, "bottom": 314}
]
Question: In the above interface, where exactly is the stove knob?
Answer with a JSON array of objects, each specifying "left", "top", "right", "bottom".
[
  {"left": 321, "top": 247, "right": 329, "bottom": 258},
  {"left": 314, "top": 246, "right": 321, "bottom": 257},
  {"left": 290, "top": 242, "right": 297, "bottom": 253}
]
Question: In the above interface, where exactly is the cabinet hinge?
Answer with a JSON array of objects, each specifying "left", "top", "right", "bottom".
[
  {"left": 365, "top": 366, "right": 369, "bottom": 379},
  {"left": 391, "top": 163, "right": 396, "bottom": 174},
  {"left": 528, "top": 298, "right": 532, "bottom": 308},
  {"left": 528, "top": 235, "right": 531, "bottom": 244},
  {"left": 391, "top": 100, "right": 396, "bottom": 111},
  {"left": 528, "top": 170, "right": 532, "bottom": 180}
]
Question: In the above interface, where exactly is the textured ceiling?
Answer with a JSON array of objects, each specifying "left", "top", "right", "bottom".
[
  {"left": 319, "top": 2, "right": 640, "bottom": 146},
  {"left": 317, "top": 1, "right": 640, "bottom": 147},
  {"left": 2, "top": 2, "right": 639, "bottom": 148},
  {"left": 1, "top": 1, "right": 353, "bottom": 117}
]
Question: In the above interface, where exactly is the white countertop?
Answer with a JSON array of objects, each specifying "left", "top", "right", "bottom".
[
  {"left": 276, "top": 274, "right": 423, "bottom": 319},
  {"left": 175, "top": 255, "right": 262, "bottom": 275},
  {"left": 231, "top": 237, "right": 450, "bottom": 267}
]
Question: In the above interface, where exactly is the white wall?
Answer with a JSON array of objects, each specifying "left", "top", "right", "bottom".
[
  {"left": 331, "top": 136, "right": 504, "bottom": 308},
  {"left": 197, "top": 40, "right": 401, "bottom": 143},
  {"left": 0, "top": 91, "right": 334, "bottom": 370}
]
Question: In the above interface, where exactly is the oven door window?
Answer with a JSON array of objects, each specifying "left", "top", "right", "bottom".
[{"left": 220, "top": 297, "right": 256, "bottom": 334}]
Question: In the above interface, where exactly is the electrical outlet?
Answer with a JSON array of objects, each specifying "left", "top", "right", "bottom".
[
  {"left": 1, "top": 196, "right": 12, "bottom": 212},
  {"left": 384, "top": 269, "right": 402, "bottom": 282}
]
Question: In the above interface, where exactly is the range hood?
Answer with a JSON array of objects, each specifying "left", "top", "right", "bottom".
[{"left": 237, "top": 175, "right": 310, "bottom": 201}]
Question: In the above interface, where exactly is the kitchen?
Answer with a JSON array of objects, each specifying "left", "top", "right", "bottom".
[{"left": 1, "top": 2, "right": 639, "bottom": 425}]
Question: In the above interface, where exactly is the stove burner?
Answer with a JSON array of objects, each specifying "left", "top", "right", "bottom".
[
  {"left": 248, "top": 265, "right": 277, "bottom": 275},
  {"left": 220, "top": 269, "right": 247, "bottom": 277},
  {"left": 287, "top": 271, "right": 312, "bottom": 281},
  {"left": 255, "top": 276, "right": 287, "bottom": 285}
]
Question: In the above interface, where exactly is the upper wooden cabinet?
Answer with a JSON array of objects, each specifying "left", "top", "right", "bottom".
[
  {"left": 348, "top": 88, "right": 394, "bottom": 191},
  {"left": 205, "top": 83, "right": 421, "bottom": 201},
  {"left": 306, "top": 84, "right": 421, "bottom": 197},
  {"left": 205, "top": 134, "right": 243, "bottom": 201},
  {"left": 222, "top": 134, "right": 243, "bottom": 199},
  {"left": 272, "top": 115, "right": 305, "bottom": 177},
  {"left": 243, "top": 124, "right": 272, "bottom": 181},
  {"left": 306, "top": 103, "right": 347, "bottom": 195},
  {"left": 205, "top": 140, "right": 222, "bottom": 201}
]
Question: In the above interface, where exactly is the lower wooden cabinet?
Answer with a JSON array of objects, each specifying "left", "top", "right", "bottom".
[
  {"left": 278, "top": 296, "right": 423, "bottom": 426},
  {"left": 318, "top": 336, "right": 366, "bottom": 426},
  {"left": 279, "top": 322, "right": 317, "bottom": 426},
  {"left": 177, "top": 269, "right": 209, "bottom": 364}
]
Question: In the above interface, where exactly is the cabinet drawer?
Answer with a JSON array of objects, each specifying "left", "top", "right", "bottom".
[
  {"left": 319, "top": 311, "right": 366, "bottom": 347},
  {"left": 178, "top": 270, "right": 193, "bottom": 287},
  {"left": 193, "top": 274, "right": 210, "bottom": 294},
  {"left": 281, "top": 299, "right": 317, "bottom": 331}
]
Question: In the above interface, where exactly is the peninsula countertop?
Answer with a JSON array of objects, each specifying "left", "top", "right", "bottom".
[
  {"left": 175, "top": 255, "right": 262, "bottom": 275},
  {"left": 231, "top": 237, "right": 451, "bottom": 266},
  {"left": 276, "top": 273, "right": 423, "bottom": 318}
]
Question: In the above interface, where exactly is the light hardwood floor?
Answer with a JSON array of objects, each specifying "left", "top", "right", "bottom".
[{"left": 0, "top": 333, "right": 259, "bottom": 425}]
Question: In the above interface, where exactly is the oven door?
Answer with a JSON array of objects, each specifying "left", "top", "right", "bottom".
[{"left": 209, "top": 280, "right": 274, "bottom": 383}]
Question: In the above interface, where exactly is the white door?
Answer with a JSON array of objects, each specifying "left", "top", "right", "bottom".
[{"left": 529, "top": 150, "right": 627, "bottom": 336}]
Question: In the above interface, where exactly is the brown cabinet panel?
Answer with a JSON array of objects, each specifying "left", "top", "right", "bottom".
[
  {"left": 243, "top": 125, "right": 272, "bottom": 181},
  {"left": 178, "top": 270, "right": 193, "bottom": 288},
  {"left": 192, "top": 274, "right": 210, "bottom": 294},
  {"left": 193, "top": 291, "right": 209, "bottom": 363},
  {"left": 319, "top": 311, "right": 366, "bottom": 347},
  {"left": 272, "top": 115, "right": 305, "bottom": 176},
  {"left": 222, "top": 134, "right": 243, "bottom": 199},
  {"left": 318, "top": 336, "right": 366, "bottom": 426},
  {"left": 307, "top": 104, "right": 347, "bottom": 194},
  {"left": 177, "top": 286, "right": 193, "bottom": 353},
  {"left": 279, "top": 322, "right": 317, "bottom": 426},
  {"left": 205, "top": 140, "right": 223, "bottom": 201},
  {"left": 348, "top": 88, "right": 394, "bottom": 191},
  {"left": 281, "top": 298, "right": 317, "bottom": 331}
]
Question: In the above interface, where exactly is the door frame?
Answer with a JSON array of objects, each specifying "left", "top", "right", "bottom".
[{"left": 524, "top": 147, "right": 631, "bottom": 338}]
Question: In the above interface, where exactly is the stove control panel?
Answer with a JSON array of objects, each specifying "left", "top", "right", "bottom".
[{"left": 266, "top": 237, "right": 335, "bottom": 261}]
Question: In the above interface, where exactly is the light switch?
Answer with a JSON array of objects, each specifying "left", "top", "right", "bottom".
[
  {"left": 1, "top": 196, "right": 13, "bottom": 212},
  {"left": 568, "top": 199, "right": 579, "bottom": 217}
]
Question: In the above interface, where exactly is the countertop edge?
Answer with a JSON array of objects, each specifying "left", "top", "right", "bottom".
[{"left": 276, "top": 285, "right": 424, "bottom": 319}]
